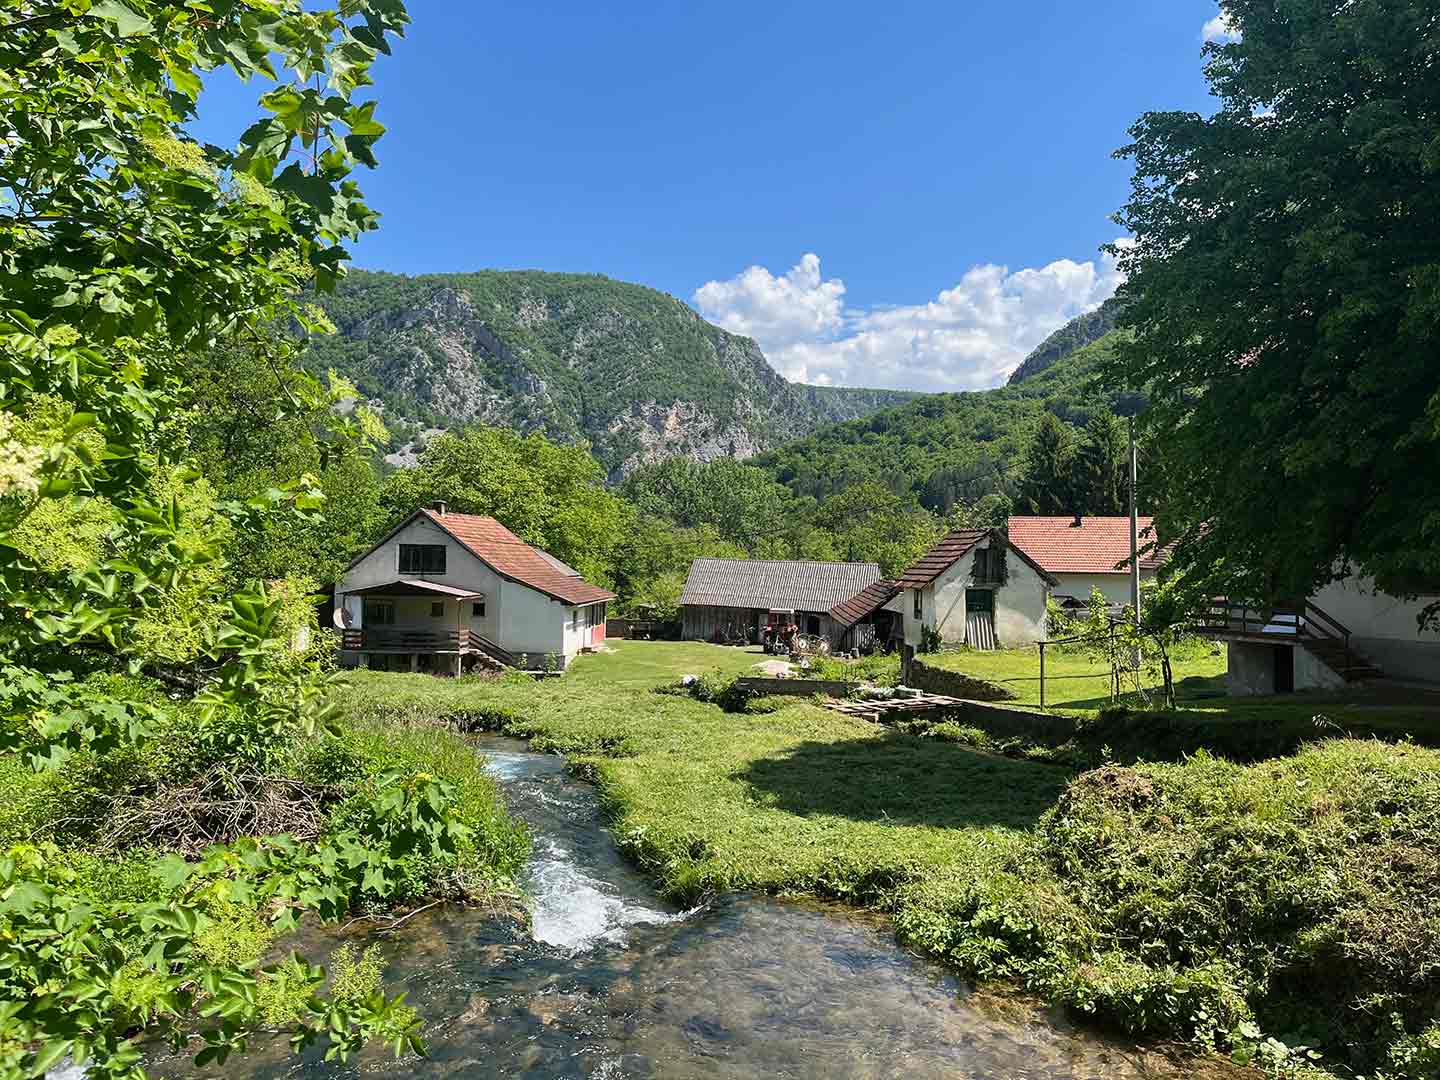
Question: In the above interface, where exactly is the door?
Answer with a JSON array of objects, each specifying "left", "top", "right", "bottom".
[
  {"left": 965, "top": 589, "right": 997, "bottom": 650},
  {"left": 1273, "top": 645, "right": 1295, "bottom": 693}
]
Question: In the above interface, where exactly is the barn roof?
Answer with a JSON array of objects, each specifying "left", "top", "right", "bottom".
[
  {"left": 896, "top": 528, "right": 1060, "bottom": 589},
  {"left": 895, "top": 529, "right": 988, "bottom": 588},
  {"left": 418, "top": 509, "right": 616, "bottom": 605},
  {"left": 1007, "top": 516, "right": 1166, "bottom": 575},
  {"left": 829, "top": 580, "right": 900, "bottom": 628},
  {"left": 680, "top": 558, "right": 882, "bottom": 613}
]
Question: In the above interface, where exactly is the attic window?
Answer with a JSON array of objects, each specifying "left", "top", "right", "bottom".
[{"left": 399, "top": 544, "right": 446, "bottom": 574}]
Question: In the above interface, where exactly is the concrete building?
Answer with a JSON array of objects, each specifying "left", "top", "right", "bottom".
[
  {"left": 890, "top": 528, "right": 1058, "bottom": 657},
  {"left": 1007, "top": 515, "right": 1163, "bottom": 609},
  {"left": 1204, "top": 577, "right": 1439, "bottom": 694},
  {"left": 335, "top": 506, "right": 614, "bottom": 674}
]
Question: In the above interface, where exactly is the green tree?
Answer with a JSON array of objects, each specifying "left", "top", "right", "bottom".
[
  {"left": 383, "top": 427, "right": 628, "bottom": 583},
  {"left": 1077, "top": 412, "right": 1128, "bottom": 516},
  {"left": 810, "top": 483, "right": 941, "bottom": 577},
  {"left": 1015, "top": 413, "right": 1079, "bottom": 515},
  {"left": 1108, "top": 0, "right": 1440, "bottom": 620},
  {"left": 0, "top": 1, "right": 435, "bottom": 1073}
]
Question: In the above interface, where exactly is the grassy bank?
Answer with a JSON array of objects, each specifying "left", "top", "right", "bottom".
[
  {"left": 922, "top": 641, "right": 1230, "bottom": 711},
  {"left": 337, "top": 641, "right": 1440, "bottom": 1078}
]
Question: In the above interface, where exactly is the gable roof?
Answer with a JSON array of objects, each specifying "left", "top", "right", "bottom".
[
  {"left": 1007, "top": 516, "right": 1165, "bottom": 575},
  {"left": 829, "top": 580, "right": 900, "bottom": 628},
  {"left": 680, "top": 558, "right": 882, "bottom": 613},
  {"left": 897, "top": 528, "right": 1060, "bottom": 589},
  {"left": 895, "top": 529, "right": 987, "bottom": 589},
  {"left": 417, "top": 509, "right": 616, "bottom": 605}
]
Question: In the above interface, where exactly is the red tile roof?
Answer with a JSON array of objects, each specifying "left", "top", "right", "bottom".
[
  {"left": 895, "top": 529, "right": 987, "bottom": 588},
  {"left": 829, "top": 580, "right": 900, "bottom": 627},
  {"left": 1007, "top": 516, "right": 1166, "bottom": 575},
  {"left": 421, "top": 509, "right": 616, "bottom": 605}
]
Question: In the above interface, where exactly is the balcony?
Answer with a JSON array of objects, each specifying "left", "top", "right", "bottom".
[{"left": 341, "top": 627, "right": 518, "bottom": 668}]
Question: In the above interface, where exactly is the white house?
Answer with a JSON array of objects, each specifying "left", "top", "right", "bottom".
[
  {"left": 1008, "top": 515, "right": 1163, "bottom": 609},
  {"left": 889, "top": 528, "right": 1058, "bottom": 658},
  {"left": 1204, "top": 576, "right": 1440, "bottom": 694},
  {"left": 335, "top": 505, "right": 615, "bottom": 674}
]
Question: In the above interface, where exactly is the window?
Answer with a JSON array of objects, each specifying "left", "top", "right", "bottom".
[
  {"left": 913, "top": 589, "right": 923, "bottom": 618},
  {"left": 472, "top": 601, "right": 486, "bottom": 618},
  {"left": 398, "top": 544, "right": 446, "bottom": 574},
  {"left": 806, "top": 614, "right": 821, "bottom": 635},
  {"left": 363, "top": 598, "right": 395, "bottom": 625},
  {"left": 430, "top": 601, "right": 445, "bottom": 618},
  {"left": 584, "top": 602, "right": 607, "bottom": 629}
]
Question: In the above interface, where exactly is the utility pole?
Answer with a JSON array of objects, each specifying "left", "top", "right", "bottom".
[{"left": 1129, "top": 416, "right": 1141, "bottom": 663}]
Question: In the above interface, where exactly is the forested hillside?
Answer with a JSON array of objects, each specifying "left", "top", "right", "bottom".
[
  {"left": 305, "top": 269, "right": 917, "bottom": 477},
  {"left": 754, "top": 330, "right": 1135, "bottom": 510}
]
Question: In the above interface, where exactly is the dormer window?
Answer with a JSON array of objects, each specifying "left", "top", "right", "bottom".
[{"left": 399, "top": 544, "right": 446, "bottom": 574}]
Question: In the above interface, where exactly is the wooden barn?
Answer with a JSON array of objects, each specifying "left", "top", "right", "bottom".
[{"left": 679, "top": 557, "right": 883, "bottom": 646}]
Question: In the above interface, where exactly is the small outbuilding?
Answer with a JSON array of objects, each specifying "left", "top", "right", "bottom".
[
  {"left": 893, "top": 528, "right": 1058, "bottom": 653},
  {"left": 828, "top": 579, "right": 901, "bottom": 654},
  {"left": 679, "top": 557, "right": 882, "bottom": 646}
]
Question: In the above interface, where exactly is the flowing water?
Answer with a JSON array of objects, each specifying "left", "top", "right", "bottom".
[{"left": 147, "top": 737, "right": 1219, "bottom": 1079}]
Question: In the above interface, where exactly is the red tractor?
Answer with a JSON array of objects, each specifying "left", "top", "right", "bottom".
[{"left": 761, "top": 609, "right": 799, "bottom": 655}]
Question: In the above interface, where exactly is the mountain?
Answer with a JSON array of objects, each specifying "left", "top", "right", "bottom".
[
  {"left": 1006, "top": 297, "right": 1124, "bottom": 385},
  {"left": 305, "top": 269, "right": 918, "bottom": 477},
  {"left": 754, "top": 329, "right": 1129, "bottom": 510}
]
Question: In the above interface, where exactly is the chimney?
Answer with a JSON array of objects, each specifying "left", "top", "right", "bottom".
[
  {"left": 1071, "top": 513, "right": 1083, "bottom": 528},
  {"left": 434, "top": 500, "right": 448, "bottom": 516}
]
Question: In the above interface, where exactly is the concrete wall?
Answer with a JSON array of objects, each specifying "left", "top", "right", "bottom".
[
  {"left": 899, "top": 537, "right": 1049, "bottom": 649},
  {"left": 1311, "top": 577, "right": 1440, "bottom": 683},
  {"left": 1051, "top": 570, "right": 1156, "bottom": 607},
  {"left": 1227, "top": 641, "right": 1346, "bottom": 696}
]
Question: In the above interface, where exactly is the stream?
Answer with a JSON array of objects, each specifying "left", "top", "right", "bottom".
[{"left": 147, "top": 736, "right": 1206, "bottom": 1079}]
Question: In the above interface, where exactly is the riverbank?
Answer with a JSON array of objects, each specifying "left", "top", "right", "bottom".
[{"left": 339, "top": 643, "right": 1440, "bottom": 1079}]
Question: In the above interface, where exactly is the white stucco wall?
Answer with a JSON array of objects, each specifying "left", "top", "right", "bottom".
[
  {"left": 1227, "top": 641, "right": 1346, "bottom": 696},
  {"left": 1050, "top": 570, "right": 1156, "bottom": 608},
  {"left": 1310, "top": 577, "right": 1439, "bottom": 683},
  {"left": 899, "top": 538, "right": 1050, "bottom": 649}
]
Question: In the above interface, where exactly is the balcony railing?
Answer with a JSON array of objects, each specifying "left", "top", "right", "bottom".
[{"left": 341, "top": 627, "right": 519, "bottom": 668}]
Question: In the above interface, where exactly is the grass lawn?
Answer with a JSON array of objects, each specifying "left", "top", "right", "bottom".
[
  {"left": 336, "top": 640, "right": 1064, "bottom": 903},
  {"left": 922, "top": 641, "right": 1230, "bottom": 711},
  {"left": 334, "top": 639, "right": 1440, "bottom": 1078}
]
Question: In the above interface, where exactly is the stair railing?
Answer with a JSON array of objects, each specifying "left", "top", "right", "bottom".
[{"left": 1301, "top": 601, "right": 1353, "bottom": 680}]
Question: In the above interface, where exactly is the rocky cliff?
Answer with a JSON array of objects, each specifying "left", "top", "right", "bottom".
[{"left": 306, "top": 269, "right": 919, "bottom": 477}]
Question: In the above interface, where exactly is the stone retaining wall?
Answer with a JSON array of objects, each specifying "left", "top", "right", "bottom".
[
  {"left": 907, "top": 659, "right": 1017, "bottom": 702},
  {"left": 733, "top": 677, "right": 852, "bottom": 698}
]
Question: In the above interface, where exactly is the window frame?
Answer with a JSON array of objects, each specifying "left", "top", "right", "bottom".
[
  {"left": 363, "top": 598, "right": 396, "bottom": 626},
  {"left": 472, "top": 600, "right": 486, "bottom": 618},
  {"left": 913, "top": 589, "right": 923, "bottom": 619},
  {"left": 398, "top": 543, "right": 446, "bottom": 575},
  {"left": 429, "top": 600, "right": 445, "bottom": 618}
]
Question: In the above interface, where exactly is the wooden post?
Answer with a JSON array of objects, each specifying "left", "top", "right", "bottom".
[{"left": 1039, "top": 641, "right": 1046, "bottom": 710}]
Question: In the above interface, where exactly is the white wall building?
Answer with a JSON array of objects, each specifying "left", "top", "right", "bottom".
[
  {"left": 889, "top": 528, "right": 1058, "bottom": 656},
  {"left": 1007, "top": 515, "right": 1162, "bottom": 609},
  {"left": 335, "top": 506, "right": 614, "bottom": 674},
  {"left": 1208, "top": 576, "right": 1439, "bottom": 694}
]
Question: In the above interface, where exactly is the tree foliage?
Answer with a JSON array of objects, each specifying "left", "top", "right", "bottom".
[
  {"left": 0, "top": 0, "right": 453, "bottom": 1073},
  {"left": 1108, "top": 0, "right": 1440, "bottom": 621}
]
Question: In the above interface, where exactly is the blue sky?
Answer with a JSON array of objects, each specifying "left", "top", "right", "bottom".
[{"left": 192, "top": 1, "right": 1234, "bottom": 391}]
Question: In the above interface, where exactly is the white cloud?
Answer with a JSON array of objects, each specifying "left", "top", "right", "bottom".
[
  {"left": 691, "top": 246, "right": 1128, "bottom": 392},
  {"left": 1202, "top": 11, "right": 1241, "bottom": 42},
  {"left": 691, "top": 253, "right": 845, "bottom": 350}
]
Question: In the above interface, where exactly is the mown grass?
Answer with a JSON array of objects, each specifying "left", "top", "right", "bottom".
[
  {"left": 338, "top": 641, "right": 1440, "bottom": 1079},
  {"left": 923, "top": 640, "right": 1230, "bottom": 710}
]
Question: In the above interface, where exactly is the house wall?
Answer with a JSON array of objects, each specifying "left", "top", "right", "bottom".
[
  {"left": 1310, "top": 577, "right": 1440, "bottom": 683},
  {"left": 1051, "top": 570, "right": 1156, "bottom": 608},
  {"left": 899, "top": 538, "right": 1049, "bottom": 649},
  {"left": 337, "top": 515, "right": 577, "bottom": 664}
]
